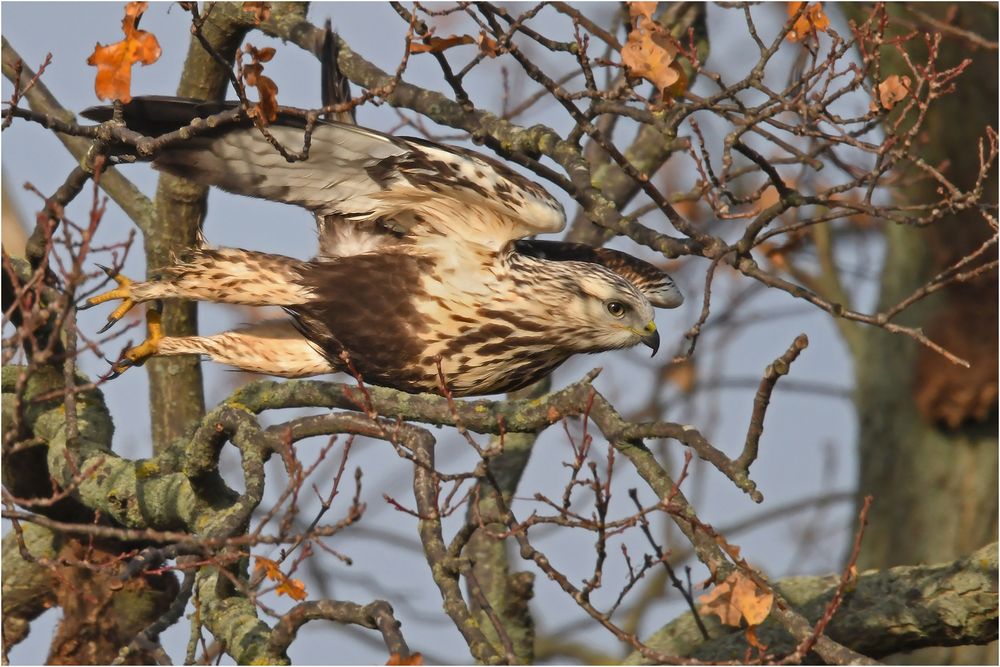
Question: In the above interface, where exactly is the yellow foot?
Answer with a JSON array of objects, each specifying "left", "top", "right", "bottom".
[
  {"left": 106, "top": 305, "right": 163, "bottom": 379},
  {"left": 78, "top": 264, "right": 136, "bottom": 333}
]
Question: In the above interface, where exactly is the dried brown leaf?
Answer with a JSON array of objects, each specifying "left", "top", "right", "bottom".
[
  {"left": 255, "top": 75, "right": 279, "bottom": 123},
  {"left": 871, "top": 74, "right": 911, "bottom": 111},
  {"left": 242, "top": 44, "right": 280, "bottom": 124},
  {"left": 621, "top": 15, "right": 683, "bottom": 97},
  {"left": 478, "top": 31, "right": 500, "bottom": 58},
  {"left": 699, "top": 575, "right": 743, "bottom": 626},
  {"left": 730, "top": 573, "right": 773, "bottom": 625},
  {"left": 628, "top": 1, "right": 657, "bottom": 22},
  {"left": 699, "top": 572, "right": 774, "bottom": 628},
  {"left": 664, "top": 358, "right": 696, "bottom": 393}
]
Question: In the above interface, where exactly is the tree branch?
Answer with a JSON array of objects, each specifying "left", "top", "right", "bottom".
[{"left": 626, "top": 542, "right": 999, "bottom": 663}]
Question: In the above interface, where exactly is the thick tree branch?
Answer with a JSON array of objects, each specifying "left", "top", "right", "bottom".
[
  {"left": 225, "top": 371, "right": 762, "bottom": 500},
  {"left": 144, "top": 2, "right": 257, "bottom": 452},
  {"left": 268, "top": 599, "right": 410, "bottom": 658},
  {"left": 1, "top": 523, "right": 59, "bottom": 656},
  {"left": 626, "top": 542, "right": 999, "bottom": 663}
]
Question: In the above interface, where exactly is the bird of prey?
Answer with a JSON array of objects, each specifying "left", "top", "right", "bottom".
[{"left": 80, "top": 98, "right": 683, "bottom": 397}]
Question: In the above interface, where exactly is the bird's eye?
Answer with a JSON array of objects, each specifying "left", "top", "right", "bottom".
[{"left": 606, "top": 301, "right": 627, "bottom": 318}]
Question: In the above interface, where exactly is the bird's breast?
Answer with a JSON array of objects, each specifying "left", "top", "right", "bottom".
[{"left": 293, "top": 250, "right": 569, "bottom": 396}]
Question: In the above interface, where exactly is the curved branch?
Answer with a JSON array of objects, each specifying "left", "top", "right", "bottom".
[
  {"left": 268, "top": 599, "right": 410, "bottom": 658},
  {"left": 226, "top": 371, "right": 762, "bottom": 500}
]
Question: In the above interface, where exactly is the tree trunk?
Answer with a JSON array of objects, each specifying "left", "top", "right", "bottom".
[{"left": 852, "top": 4, "right": 998, "bottom": 664}]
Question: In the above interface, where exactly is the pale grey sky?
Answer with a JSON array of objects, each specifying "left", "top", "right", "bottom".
[{"left": 2, "top": 3, "right": 864, "bottom": 664}]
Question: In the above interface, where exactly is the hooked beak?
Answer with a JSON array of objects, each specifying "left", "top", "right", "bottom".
[{"left": 640, "top": 321, "right": 660, "bottom": 356}]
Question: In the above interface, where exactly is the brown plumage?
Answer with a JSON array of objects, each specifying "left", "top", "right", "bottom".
[{"left": 81, "top": 98, "right": 683, "bottom": 396}]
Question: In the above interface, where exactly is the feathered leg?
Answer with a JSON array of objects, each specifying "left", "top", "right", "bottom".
[
  {"left": 81, "top": 248, "right": 313, "bottom": 331},
  {"left": 110, "top": 316, "right": 335, "bottom": 378}
]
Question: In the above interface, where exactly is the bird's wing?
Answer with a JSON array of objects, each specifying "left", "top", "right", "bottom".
[
  {"left": 82, "top": 98, "right": 565, "bottom": 251},
  {"left": 514, "top": 240, "right": 684, "bottom": 308}
]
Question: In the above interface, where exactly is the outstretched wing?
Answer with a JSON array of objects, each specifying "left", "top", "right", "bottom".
[
  {"left": 82, "top": 97, "right": 565, "bottom": 251},
  {"left": 514, "top": 239, "right": 684, "bottom": 308}
]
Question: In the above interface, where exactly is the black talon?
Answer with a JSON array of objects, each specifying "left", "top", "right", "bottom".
[
  {"left": 76, "top": 300, "right": 96, "bottom": 311},
  {"left": 102, "top": 360, "right": 122, "bottom": 381},
  {"left": 97, "top": 318, "right": 118, "bottom": 334},
  {"left": 103, "top": 357, "right": 135, "bottom": 381},
  {"left": 96, "top": 263, "right": 114, "bottom": 277}
]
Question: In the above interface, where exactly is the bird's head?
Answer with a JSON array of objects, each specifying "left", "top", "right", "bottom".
[{"left": 542, "top": 263, "right": 660, "bottom": 356}]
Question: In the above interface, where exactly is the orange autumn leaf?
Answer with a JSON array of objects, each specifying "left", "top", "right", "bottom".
[
  {"left": 786, "top": 2, "right": 830, "bottom": 42},
  {"left": 621, "top": 9, "right": 686, "bottom": 98},
  {"left": 87, "top": 1, "right": 161, "bottom": 103},
  {"left": 628, "top": 2, "right": 658, "bottom": 22},
  {"left": 756, "top": 185, "right": 781, "bottom": 212},
  {"left": 699, "top": 576, "right": 743, "bottom": 626},
  {"left": 663, "top": 358, "right": 696, "bottom": 393},
  {"left": 256, "top": 556, "right": 307, "bottom": 600},
  {"left": 669, "top": 198, "right": 703, "bottom": 224},
  {"left": 870, "top": 74, "right": 911, "bottom": 112},
  {"left": 699, "top": 572, "right": 774, "bottom": 628},
  {"left": 478, "top": 31, "right": 501, "bottom": 58},
  {"left": 409, "top": 34, "right": 475, "bottom": 54},
  {"left": 730, "top": 574, "right": 773, "bottom": 625},
  {"left": 254, "top": 556, "right": 282, "bottom": 581},
  {"left": 275, "top": 577, "right": 307, "bottom": 601},
  {"left": 242, "top": 1, "right": 271, "bottom": 24},
  {"left": 752, "top": 187, "right": 786, "bottom": 269},
  {"left": 386, "top": 653, "right": 424, "bottom": 666},
  {"left": 759, "top": 242, "right": 790, "bottom": 270}
]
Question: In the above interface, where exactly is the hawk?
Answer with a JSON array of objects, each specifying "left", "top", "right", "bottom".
[{"left": 80, "top": 98, "right": 683, "bottom": 397}]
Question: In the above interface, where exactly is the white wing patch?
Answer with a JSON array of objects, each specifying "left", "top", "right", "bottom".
[
  {"left": 153, "top": 121, "right": 566, "bottom": 252},
  {"left": 399, "top": 141, "right": 566, "bottom": 239}
]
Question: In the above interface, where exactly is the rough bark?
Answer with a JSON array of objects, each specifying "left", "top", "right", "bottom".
[
  {"left": 626, "top": 542, "right": 998, "bottom": 663},
  {"left": 146, "top": 2, "right": 255, "bottom": 452},
  {"left": 2, "top": 524, "right": 59, "bottom": 658},
  {"left": 848, "top": 4, "right": 998, "bottom": 663},
  {"left": 3, "top": 3, "right": 995, "bottom": 664}
]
